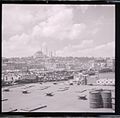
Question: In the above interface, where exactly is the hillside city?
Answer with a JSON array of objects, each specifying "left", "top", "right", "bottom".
[{"left": 2, "top": 50, "right": 115, "bottom": 86}]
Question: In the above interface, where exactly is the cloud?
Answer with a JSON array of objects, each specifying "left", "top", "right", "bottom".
[
  {"left": 2, "top": 5, "right": 35, "bottom": 38},
  {"left": 2, "top": 33, "right": 39, "bottom": 57},
  {"left": 47, "top": 7, "right": 73, "bottom": 26},
  {"left": 2, "top": 5, "right": 115, "bottom": 58},
  {"left": 56, "top": 40, "right": 94, "bottom": 56},
  {"left": 79, "top": 41, "right": 115, "bottom": 57},
  {"left": 41, "top": 42, "right": 47, "bottom": 48},
  {"left": 69, "top": 23, "right": 86, "bottom": 40},
  {"left": 2, "top": 5, "right": 74, "bottom": 57},
  {"left": 56, "top": 41, "right": 115, "bottom": 57},
  {"left": 82, "top": 41, "right": 115, "bottom": 57},
  {"left": 31, "top": 6, "right": 74, "bottom": 40}
]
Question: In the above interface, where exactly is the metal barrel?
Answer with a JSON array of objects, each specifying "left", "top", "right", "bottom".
[
  {"left": 112, "top": 103, "right": 115, "bottom": 110},
  {"left": 112, "top": 98, "right": 115, "bottom": 110},
  {"left": 89, "top": 90, "right": 103, "bottom": 108},
  {"left": 101, "top": 90, "right": 112, "bottom": 108},
  {"left": 112, "top": 90, "right": 115, "bottom": 110}
]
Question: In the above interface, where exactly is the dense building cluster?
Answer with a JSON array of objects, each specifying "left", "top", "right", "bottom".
[{"left": 2, "top": 51, "right": 115, "bottom": 86}]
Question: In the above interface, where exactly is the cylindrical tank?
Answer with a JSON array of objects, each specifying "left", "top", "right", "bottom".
[
  {"left": 112, "top": 98, "right": 115, "bottom": 110},
  {"left": 89, "top": 90, "right": 103, "bottom": 108},
  {"left": 101, "top": 90, "right": 112, "bottom": 108},
  {"left": 112, "top": 90, "right": 115, "bottom": 110}
]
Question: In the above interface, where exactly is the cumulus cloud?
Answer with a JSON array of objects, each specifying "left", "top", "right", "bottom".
[
  {"left": 69, "top": 23, "right": 86, "bottom": 40},
  {"left": 56, "top": 40, "right": 94, "bottom": 56},
  {"left": 2, "top": 33, "right": 38, "bottom": 57},
  {"left": 2, "top": 5, "right": 35, "bottom": 38},
  {"left": 2, "top": 5, "right": 115, "bottom": 57}
]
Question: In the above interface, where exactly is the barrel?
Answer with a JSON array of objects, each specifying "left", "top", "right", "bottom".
[
  {"left": 89, "top": 90, "right": 103, "bottom": 108},
  {"left": 112, "top": 98, "right": 115, "bottom": 110},
  {"left": 101, "top": 90, "right": 112, "bottom": 108}
]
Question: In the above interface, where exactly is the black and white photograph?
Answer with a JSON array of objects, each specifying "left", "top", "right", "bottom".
[
  {"left": 1, "top": 0, "right": 119, "bottom": 3},
  {"left": 1, "top": 116, "right": 120, "bottom": 118},
  {"left": 2, "top": 4, "right": 115, "bottom": 112}
]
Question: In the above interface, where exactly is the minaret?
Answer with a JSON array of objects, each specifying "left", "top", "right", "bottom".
[
  {"left": 54, "top": 50, "right": 56, "bottom": 57},
  {"left": 41, "top": 47, "right": 43, "bottom": 53},
  {"left": 46, "top": 48, "right": 48, "bottom": 57},
  {"left": 51, "top": 51, "right": 53, "bottom": 57},
  {"left": 48, "top": 51, "right": 52, "bottom": 57}
]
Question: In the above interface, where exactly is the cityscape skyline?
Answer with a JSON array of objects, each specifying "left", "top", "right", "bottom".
[
  {"left": 2, "top": 49, "right": 115, "bottom": 58},
  {"left": 2, "top": 5, "right": 115, "bottom": 58}
]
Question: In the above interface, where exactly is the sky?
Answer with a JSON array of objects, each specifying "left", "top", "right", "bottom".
[{"left": 2, "top": 4, "right": 115, "bottom": 58}]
